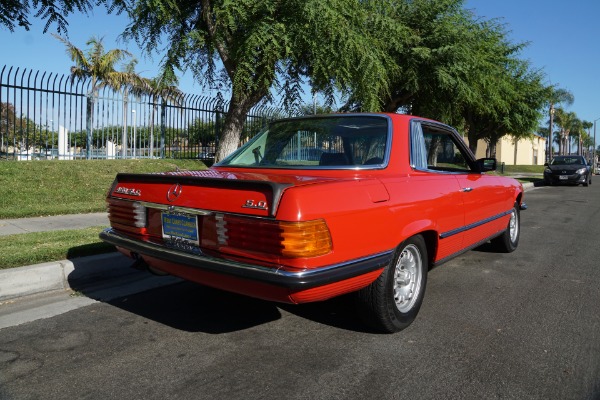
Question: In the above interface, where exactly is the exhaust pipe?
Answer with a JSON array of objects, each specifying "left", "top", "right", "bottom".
[
  {"left": 129, "top": 253, "right": 169, "bottom": 276},
  {"left": 129, "top": 254, "right": 148, "bottom": 271}
]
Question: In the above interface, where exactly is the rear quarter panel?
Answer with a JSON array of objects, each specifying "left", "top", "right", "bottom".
[{"left": 275, "top": 172, "right": 467, "bottom": 268}]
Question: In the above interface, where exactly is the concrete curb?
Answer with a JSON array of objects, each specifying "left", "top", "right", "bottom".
[
  {"left": 522, "top": 181, "right": 534, "bottom": 191},
  {"left": 0, "top": 252, "right": 179, "bottom": 302},
  {"left": 0, "top": 253, "right": 118, "bottom": 301}
]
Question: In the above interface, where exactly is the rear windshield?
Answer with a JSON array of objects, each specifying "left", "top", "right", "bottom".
[{"left": 217, "top": 115, "right": 390, "bottom": 169}]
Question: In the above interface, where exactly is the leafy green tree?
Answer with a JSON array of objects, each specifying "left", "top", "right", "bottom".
[
  {"left": 455, "top": 26, "right": 549, "bottom": 156},
  {"left": 120, "top": 0, "right": 392, "bottom": 162},
  {"left": 373, "top": 0, "right": 475, "bottom": 117},
  {"left": 339, "top": 0, "right": 548, "bottom": 156},
  {"left": 188, "top": 118, "right": 217, "bottom": 150},
  {"left": 0, "top": 0, "right": 102, "bottom": 33},
  {"left": 1, "top": 102, "right": 18, "bottom": 149},
  {"left": 0, "top": 102, "right": 40, "bottom": 152},
  {"left": 296, "top": 102, "right": 336, "bottom": 116}
]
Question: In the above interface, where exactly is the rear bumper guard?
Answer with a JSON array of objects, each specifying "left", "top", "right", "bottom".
[{"left": 99, "top": 228, "right": 391, "bottom": 290}]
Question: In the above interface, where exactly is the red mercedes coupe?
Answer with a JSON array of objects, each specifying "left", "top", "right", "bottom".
[{"left": 100, "top": 113, "right": 526, "bottom": 333}]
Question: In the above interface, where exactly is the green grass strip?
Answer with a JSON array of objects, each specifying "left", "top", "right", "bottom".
[
  {"left": 0, "top": 227, "right": 116, "bottom": 269},
  {"left": 0, "top": 159, "right": 206, "bottom": 219}
]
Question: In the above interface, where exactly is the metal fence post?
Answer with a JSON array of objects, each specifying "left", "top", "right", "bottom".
[
  {"left": 86, "top": 95, "right": 93, "bottom": 159},
  {"left": 160, "top": 99, "right": 166, "bottom": 159}
]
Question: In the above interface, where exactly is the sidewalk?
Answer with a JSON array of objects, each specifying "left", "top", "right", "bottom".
[
  {"left": 0, "top": 178, "right": 539, "bottom": 304},
  {"left": 0, "top": 212, "right": 109, "bottom": 236}
]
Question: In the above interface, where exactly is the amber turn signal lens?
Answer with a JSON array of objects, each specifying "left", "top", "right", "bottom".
[{"left": 279, "top": 219, "right": 332, "bottom": 258}]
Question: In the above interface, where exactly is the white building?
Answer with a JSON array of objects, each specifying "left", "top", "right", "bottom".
[{"left": 467, "top": 134, "right": 547, "bottom": 166}]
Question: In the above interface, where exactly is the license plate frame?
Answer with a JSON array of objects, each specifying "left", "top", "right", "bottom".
[{"left": 161, "top": 212, "right": 199, "bottom": 246}]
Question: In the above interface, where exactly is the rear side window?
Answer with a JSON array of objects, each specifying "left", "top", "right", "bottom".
[{"left": 410, "top": 122, "right": 473, "bottom": 173}]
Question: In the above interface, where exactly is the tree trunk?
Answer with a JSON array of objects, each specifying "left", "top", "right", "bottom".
[
  {"left": 215, "top": 98, "right": 253, "bottom": 162},
  {"left": 467, "top": 130, "right": 478, "bottom": 155},
  {"left": 558, "top": 134, "right": 562, "bottom": 156},
  {"left": 121, "top": 95, "right": 128, "bottom": 159},
  {"left": 215, "top": 92, "right": 264, "bottom": 163},
  {"left": 86, "top": 96, "right": 93, "bottom": 159},
  {"left": 489, "top": 140, "right": 497, "bottom": 158}
]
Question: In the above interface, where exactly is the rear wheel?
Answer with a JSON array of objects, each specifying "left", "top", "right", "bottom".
[
  {"left": 490, "top": 203, "right": 520, "bottom": 253},
  {"left": 356, "top": 235, "right": 428, "bottom": 333}
]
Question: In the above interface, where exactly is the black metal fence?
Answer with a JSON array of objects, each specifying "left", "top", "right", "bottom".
[{"left": 0, "top": 65, "right": 289, "bottom": 161}]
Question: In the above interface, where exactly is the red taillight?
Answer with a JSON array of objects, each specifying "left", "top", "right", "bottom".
[
  {"left": 202, "top": 214, "right": 332, "bottom": 258},
  {"left": 107, "top": 198, "right": 147, "bottom": 235}
]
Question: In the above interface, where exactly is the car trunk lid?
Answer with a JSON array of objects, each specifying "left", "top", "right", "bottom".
[{"left": 109, "top": 169, "right": 343, "bottom": 217}]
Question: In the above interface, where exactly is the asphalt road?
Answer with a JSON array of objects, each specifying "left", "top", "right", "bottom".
[{"left": 1, "top": 182, "right": 599, "bottom": 400}]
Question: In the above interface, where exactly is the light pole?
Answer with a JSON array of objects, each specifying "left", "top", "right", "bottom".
[
  {"left": 132, "top": 109, "right": 137, "bottom": 159},
  {"left": 594, "top": 117, "right": 600, "bottom": 174}
]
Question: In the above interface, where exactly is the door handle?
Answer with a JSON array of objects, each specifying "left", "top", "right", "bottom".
[{"left": 460, "top": 187, "right": 473, "bottom": 192}]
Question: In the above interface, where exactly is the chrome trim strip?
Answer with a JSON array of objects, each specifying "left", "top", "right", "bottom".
[
  {"left": 439, "top": 209, "right": 512, "bottom": 239},
  {"left": 99, "top": 228, "right": 392, "bottom": 289},
  {"left": 139, "top": 201, "right": 213, "bottom": 216}
]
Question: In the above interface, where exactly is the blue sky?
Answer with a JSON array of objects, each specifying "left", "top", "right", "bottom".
[{"left": 1, "top": 1, "right": 600, "bottom": 127}]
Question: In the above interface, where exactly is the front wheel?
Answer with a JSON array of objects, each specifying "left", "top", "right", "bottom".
[
  {"left": 490, "top": 203, "right": 520, "bottom": 253},
  {"left": 356, "top": 235, "right": 428, "bottom": 333}
]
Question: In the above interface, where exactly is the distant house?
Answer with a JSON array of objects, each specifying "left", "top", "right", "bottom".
[{"left": 466, "top": 134, "right": 547, "bottom": 166}]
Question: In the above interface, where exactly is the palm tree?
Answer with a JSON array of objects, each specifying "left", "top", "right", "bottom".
[
  {"left": 547, "top": 87, "right": 574, "bottom": 159},
  {"left": 570, "top": 119, "right": 584, "bottom": 155},
  {"left": 140, "top": 72, "right": 183, "bottom": 158},
  {"left": 553, "top": 108, "right": 579, "bottom": 155},
  {"left": 53, "top": 34, "right": 139, "bottom": 159},
  {"left": 581, "top": 120, "right": 593, "bottom": 157}
]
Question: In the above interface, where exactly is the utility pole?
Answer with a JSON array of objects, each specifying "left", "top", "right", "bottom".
[
  {"left": 594, "top": 117, "right": 600, "bottom": 174},
  {"left": 548, "top": 104, "right": 555, "bottom": 161}
]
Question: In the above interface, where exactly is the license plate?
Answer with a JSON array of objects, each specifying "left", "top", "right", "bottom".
[
  {"left": 559, "top": 175, "right": 568, "bottom": 180},
  {"left": 162, "top": 212, "right": 199, "bottom": 246}
]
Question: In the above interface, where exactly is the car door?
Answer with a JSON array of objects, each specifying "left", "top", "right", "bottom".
[{"left": 414, "top": 121, "right": 507, "bottom": 253}]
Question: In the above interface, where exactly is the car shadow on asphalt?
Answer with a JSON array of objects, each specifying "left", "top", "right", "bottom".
[
  {"left": 279, "top": 294, "right": 375, "bottom": 334},
  {"left": 103, "top": 281, "right": 282, "bottom": 334},
  {"left": 64, "top": 253, "right": 373, "bottom": 334},
  {"left": 99, "top": 280, "right": 371, "bottom": 334}
]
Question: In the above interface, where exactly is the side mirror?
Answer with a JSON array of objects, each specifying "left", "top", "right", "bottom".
[
  {"left": 544, "top": 162, "right": 549, "bottom": 167},
  {"left": 476, "top": 157, "right": 496, "bottom": 172}
]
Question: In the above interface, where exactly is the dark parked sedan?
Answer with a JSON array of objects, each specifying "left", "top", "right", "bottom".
[{"left": 544, "top": 155, "right": 592, "bottom": 186}]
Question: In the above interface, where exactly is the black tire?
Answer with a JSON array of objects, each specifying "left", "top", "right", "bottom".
[
  {"left": 490, "top": 203, "right": 520, "bottom": 253},
  {"left": 356, "top": 235, "right": 428, "bottom": 333}
]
